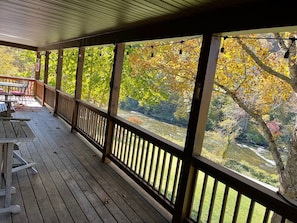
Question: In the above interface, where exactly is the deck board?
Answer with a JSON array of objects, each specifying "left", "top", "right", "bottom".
[{"left": 0, "top": 100, "right": 170, "bottom": 223}]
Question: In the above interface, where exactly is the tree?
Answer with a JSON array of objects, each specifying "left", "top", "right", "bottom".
[
  {"left": 123, "top": 39, "right": 202, "bottom": 121},
  {"left": 47, "top": 50, "right": 58, "bottom": 86},
  {"left": 82, "top": 45, "right": 114, "bottom": 108},
  {"left": 61, "top": 48, "right": 78, "bottom": 95},
  {"left": 0, "top": 46, "right": 35, "bottom": 77},
  {"left": 127, "top": 34, "right": 297, "bottom": 222},
  {"left": 216, "top": 33, "right": 297, "bottom": 222}
]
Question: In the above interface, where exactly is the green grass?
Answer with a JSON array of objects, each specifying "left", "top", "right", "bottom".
[
  {"left": 117, "top": 109, "right": 277, "bottom": 221},
  {"left": 190, "top": 172, "right": 271, "bottom": 223}
]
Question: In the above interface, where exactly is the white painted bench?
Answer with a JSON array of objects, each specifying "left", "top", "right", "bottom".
[{"left": 0, "top": 101, "right": 15, "bottom": 117}]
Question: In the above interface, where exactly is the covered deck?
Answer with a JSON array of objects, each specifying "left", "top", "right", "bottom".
[
  {"left": 1, "top": 1, "right": 297, "bottom": 222},
  {"left": 0, "top": 98, "right": 170, "bottom": 223}
]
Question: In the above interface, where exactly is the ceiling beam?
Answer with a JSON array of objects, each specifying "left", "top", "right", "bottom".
[{"left": 0, "top": 41, "right": 37, "bottom": 51}]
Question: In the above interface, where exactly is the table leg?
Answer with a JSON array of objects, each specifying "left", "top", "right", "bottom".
[
  {"left": 0, "top": 143, "right": 20, "bottom": 213},
  {"left": 0, "top": 144, "right": 3, "bottom": 188},
  {"left": 3, "top": 143, "right": 13, "bottom": 207}
]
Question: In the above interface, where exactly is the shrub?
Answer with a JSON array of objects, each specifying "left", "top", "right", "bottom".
[{"left": 127, "top": 116, "right": 142, "bottom": 125}]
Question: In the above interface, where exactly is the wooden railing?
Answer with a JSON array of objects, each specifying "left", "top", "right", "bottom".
[
  {"left": 0, "top": 75, "right": 34, "bottom": 96},
  {"left": 187, "top": 156, "right": 296, "bottom": 223},
  {"left": 76, "top": 101, "right": 108, "bottom": 151},
  {"left": 109, "top": 116, "right": 184, "bottom": 212},
  {"left": 11, "top": 77, "right": 297, "bottom": 222},
  {"left": 56, "top": 90, "right": 74, "bottom": 124},
  {"left": 35, "top": 80, "right": 44, "bottom": 100},
  {"left": 44, "top": 85, "right": 55, "bottom": 108}
]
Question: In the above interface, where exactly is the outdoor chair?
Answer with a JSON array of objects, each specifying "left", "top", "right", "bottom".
[{"left": 9, "top": 81, "right": 29, "bottom": 104}]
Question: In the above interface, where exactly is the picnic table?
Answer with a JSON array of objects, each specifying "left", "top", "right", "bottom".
[{"left": 0, "top": 118, "right": 36, "bottom": 214}]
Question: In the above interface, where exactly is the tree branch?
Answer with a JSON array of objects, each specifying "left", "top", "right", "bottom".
[
  {"left": 215, "top": 81, "right": 285, "bottom": 176},
  {"left": 237, "top": 38, "right": 293, "bottom": 85}
]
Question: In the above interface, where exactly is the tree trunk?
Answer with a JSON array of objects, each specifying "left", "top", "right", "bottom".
[{"left": 271, "top": 120, "right": 297, "bottom": 223}]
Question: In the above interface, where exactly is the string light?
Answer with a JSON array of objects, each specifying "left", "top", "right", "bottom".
[{"left": 123, "top": 34, "right": 297, "bottom": 58}]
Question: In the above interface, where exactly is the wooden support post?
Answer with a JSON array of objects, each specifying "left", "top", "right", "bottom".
[
  {"left": 42, "top": 51, "right": 50, "bottom": 105},
  {"left": 54, "top": 49, "right": 63, "bottom": 115},
  {"left": 72, "top": 47, "right": 85, "bottom": 132},
  {"left": 103, "top": 43, "right": 125, "bottom": 163},
  {"left": 34, "top": 51, "right": 41, "bottom": 97},
  {"left": 172, "top": 34, "right": 221, "bottom": 223},
  {"left": 35, "top": 51, "right": 41, "bottom": 80}
]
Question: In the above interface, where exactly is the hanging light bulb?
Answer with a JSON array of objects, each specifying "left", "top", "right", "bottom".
[
  {"left": 151, "top": 45, "right": 154, "bottom": 57},
  {"left": 99, "top": 47, "right": 102, "bottom": 57},
  {"left": 220, "top": 36, "right": 227, "bottom": 53},
  {"left": 179, "top": 40, "right": 184, "bottom": 55}
]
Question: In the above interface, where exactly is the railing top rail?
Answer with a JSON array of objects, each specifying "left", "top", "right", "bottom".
[
  {"left": 192, "top": 155, "right": 297, "bottom": 221},
  {"left": 56, "top": 89, "right": 74, "bottom": 99},
  {"left": 0, "top": 75, "right": 34, "bottom": 81},
  {"left": 77, "top": 99, "right": 108, "bottom": 118}
]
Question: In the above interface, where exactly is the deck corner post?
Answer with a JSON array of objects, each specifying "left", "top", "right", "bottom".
[
  {"left": 102, "top": 43, "right": 125, "bottom": 163},
  {"left": 172, "top": 34, "right": 221, "bottom": 223},
  {"left": 42, "top": 51, "right": 50, "bottom": 105}
]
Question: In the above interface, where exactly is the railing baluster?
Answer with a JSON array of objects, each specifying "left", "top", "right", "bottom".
[
  {"left": 127, "top": 133, "right": 135, "bottom": 168},
  {"left": 158, "top": 150, "right": 167, "bottom": 195},
  {"left": 135, "top": 138, "right": 143, "bottom": 175},
  {"left": 142, "top": 142, "right": 151, "bottom": 181},
  {"left": 207, "top": 178, "right": 218, "bottom": 223},
  {"left": 137, "top": 139, "right": 144, "bottom": 175},
  {"left": 197, "top": 173, "right": 208, "bottom": 223},
  {"left": 120, "top": 129, "right": 127, "bottom": 162},
  {"left": 263, "top": 208, "right": 270, "bottom": 223},
  {"left": 131, "top": 135, "right": 139, "bottom": 171},
  {"left": 95, "top": 114, "right": 100, "bottom": 142},
  {"left": 148, "top": 145, "right": 156, "bottom": 186},
  {"left": 118, "top": 126, "right": 125, "bottom": 161},
  {"left": 123, "top": 130, "right": 130, "bottom": 164},
  {"left": 171, "top": 158, "right": 181, "bottom": 204},
  {"left": 116, "top": 124, "right": 122, "bottom": 157},
  {"left": 113, "top": 124, "right": 120, "bottom": 156},
  {"left": 98, "top": 115, "right": 104, "bottom": 144},
  {"left": 153, "top": 147, "right": 161, "bottom": 190},
  {"left": 246, "top": 200, "right": 255, "bottom": 223},
  {"left": 232, "top": 193, "right": 242, "bottom": 223},
  {"left": 164, "top": 153, "right": 173, "bottom": 200},
  {"left": 219, "top": 185, "right": 229, "bottom": 223},
  {"left": 90, "top": 110, "right": 95, "bottom": 138}
]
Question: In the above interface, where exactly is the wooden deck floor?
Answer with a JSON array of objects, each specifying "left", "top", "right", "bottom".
[{"left": 0, "top": 99, "right": 171, "bottom": 223}]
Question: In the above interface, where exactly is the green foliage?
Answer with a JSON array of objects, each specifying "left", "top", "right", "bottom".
[
  {"left": 48, "top": 50, "right": 58, "bottom": 86},
  {"left": 82, "top": 45, "right": 114, "bottom": 108},
  {"left": 0, "top": 46, "right": 35, "bottom": 77},
  {"left": 120, "top": 94, "right": 188, "bottom": 127},
  {"left": 61, "top": 48, "right": 78, "bottom": 95},
  {"left": 237, "top": 122, "right": 268, "bottom": 146},
  {"left": 206, "top": 95, "right": 224, "bottom": 130},
  {"left": 224, "top": 159, "right": 279, "bottom": 186},
  {"left": 121, "top": 39, "right": 200, "bottom": 112}
]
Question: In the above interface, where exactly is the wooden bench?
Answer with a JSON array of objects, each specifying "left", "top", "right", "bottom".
[{"left": 0, "top": 101, "right": 15, "bottom": 117}]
